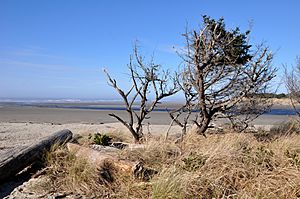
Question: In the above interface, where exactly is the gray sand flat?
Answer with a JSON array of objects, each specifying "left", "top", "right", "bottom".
[
  {"left": 0, "top": 105, "right": 296, "bottom": 155},
  {"left": 0, "top": 106, "right": 174, "bottom": 125},
  {"left": 0, "top": 104, "right": 297, "bottom": 154},
  {"left": 0, "top": 105, "right": 296, "bottom": 125}
]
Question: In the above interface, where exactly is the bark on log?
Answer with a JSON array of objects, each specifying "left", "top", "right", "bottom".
[
  {"left": 0, "top": 129, "right": 73, "bottom": 183},
  {"left": 67, "top": 143, "right": 157, "bottom": 180}
]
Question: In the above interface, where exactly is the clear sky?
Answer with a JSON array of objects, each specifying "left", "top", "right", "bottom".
[{"left": 1, "top": 0, "right": 299, "bottom": 100}]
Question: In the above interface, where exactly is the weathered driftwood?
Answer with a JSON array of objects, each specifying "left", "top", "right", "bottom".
[
  {"left": 90, "top": 144, "right": 121, "bottom": 153},
  {"left": 67, "top": 143, "right": 157, "bottom": 180},
  {"left": 0, "top": 129, "right": 73, "bottom": 183},
  {"left": 109, "top": 142, "right": 146, "bottom": 150}
]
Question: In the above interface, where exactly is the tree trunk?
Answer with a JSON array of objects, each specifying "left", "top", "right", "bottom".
[
  {"left": 128, "top": 126, "right": 141, "bottom": 143},
  {"left": 0, "top": 129, "right": 73, "bottom": 183},
  {"left": 196, "top": 118, "right": 210, "bottom": 137}
]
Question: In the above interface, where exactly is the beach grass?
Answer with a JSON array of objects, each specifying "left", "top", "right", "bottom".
[{"left": 38, "top": 127, "right": 300, "bottom": 198}]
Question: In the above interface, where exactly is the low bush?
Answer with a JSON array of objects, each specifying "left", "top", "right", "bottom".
[{"left": 89, "top": 132, "right": 112, "bottom": 146}]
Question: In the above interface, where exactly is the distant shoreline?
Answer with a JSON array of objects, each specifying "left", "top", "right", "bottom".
[
  {"left": 0, "top": 97, "right": 294, "bottom": 106},
  {"left": 0, "top": 101, "right": 297, "bottom": 125},
  {"left": 0, "top": 99, "right": 297, "bottom": 115}
]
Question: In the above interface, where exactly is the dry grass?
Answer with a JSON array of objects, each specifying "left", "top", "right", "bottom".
[
  {"left": 42, "top": 144, "right": 152, "bottom": 198},
  {"left": 253, "top": 120, "right": 300, "bottom": 142},
  {"left": 43, "top": 146, "right": 112, "bottom": 197},
  {"left": 119, "top": 136, "right": 181, "bottom": 169},
  {"left": 41, "top": 130, "right": 300, "bottom": 198}
]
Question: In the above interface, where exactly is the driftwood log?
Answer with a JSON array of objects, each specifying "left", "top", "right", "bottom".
[
  {"left": 109, "top": 142, "right": 146, "bottom": 150},
  {"left": 67, "top": 143, "right": 157, "bottom": 180},
  {"left": 0, "top": 129, "right": 73, "bottom": 183}
]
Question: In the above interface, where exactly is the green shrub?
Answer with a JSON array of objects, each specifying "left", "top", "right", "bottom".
[{"left": 90, "top": 133, "right": 112, "bottom": 146}]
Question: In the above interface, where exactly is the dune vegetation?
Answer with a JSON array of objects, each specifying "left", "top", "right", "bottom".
[{"left": 36, "top": 121, "right": 300, "bottom": 199}]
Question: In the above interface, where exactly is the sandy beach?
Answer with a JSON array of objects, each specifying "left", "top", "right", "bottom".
[
  {"left": 0, "top": 98, "right": 297, "bottom": 155},
  {"left": 0, "top": 104, "right": 182, "bottom": 157},
  {"left": 0, "top": 102, "right": 296, "bottom": 156}
]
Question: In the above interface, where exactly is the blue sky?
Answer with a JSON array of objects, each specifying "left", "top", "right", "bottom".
[{"left": 1, "top": 0, "right": 299, "bottom": 100}]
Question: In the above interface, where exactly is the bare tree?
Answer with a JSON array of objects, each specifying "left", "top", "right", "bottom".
[
  {"left": 167, "top": 71, "right": 197, "bottom": 139},
  {"left": 285, "top": 57, "right": 300, "bottom": 117},
  {"left": 104, "top": 46, "right": 179, "bottom": 142},
  {"left": 177, "top": 16, "right": 276, "bottom": 135}
]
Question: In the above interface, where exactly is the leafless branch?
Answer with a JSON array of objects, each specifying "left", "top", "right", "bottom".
[{"left": 104, "top": 46, "right": 179, "bottom": 142}]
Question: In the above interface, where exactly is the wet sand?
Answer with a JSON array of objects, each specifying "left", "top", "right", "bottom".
[
  {"left": 0, "top": 104, "right": 295, "bottom": 125},
  {"left": 0, "top": 105, "right": 174, "bottom": 125}
]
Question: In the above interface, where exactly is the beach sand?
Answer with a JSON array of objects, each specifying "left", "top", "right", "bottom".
[
  {"left": 0, "top": 104, "right": 296, "bottom": 155},
  {"left": 0, "top": 105, "right": 185, "bottom": 156}
]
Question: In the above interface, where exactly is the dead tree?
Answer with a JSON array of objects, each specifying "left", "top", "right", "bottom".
[
  {"left": 178, "top": 16, "right": 276, "bottom": 135},
  {"left": 104, "top": 47, "right": 179, "bottom": 142},
  {"left": 285, "top": 57, "right": 300, "bottom": 117}
]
